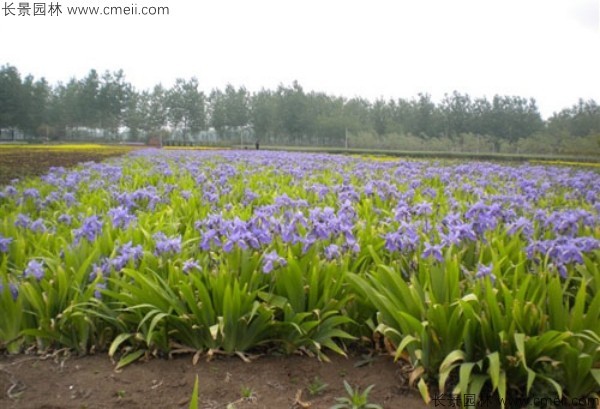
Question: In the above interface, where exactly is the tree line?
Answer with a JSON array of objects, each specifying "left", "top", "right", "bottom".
[{"left": 1, "top": 64, "right": 599, "bottom": 153}]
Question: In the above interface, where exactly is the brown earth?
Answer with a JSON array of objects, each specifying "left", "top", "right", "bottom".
[
  {"left": 0, "top": 352, "right": 427, "bottom": 409},
  {"left": 0, "top": 146, "right": 136, "bottom": 186}
]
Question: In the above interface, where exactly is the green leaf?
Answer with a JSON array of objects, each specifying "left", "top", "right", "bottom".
[
  {"left": 456, "top": 362, "right": 477, "bottom": 396},
  {"left": 417, "top": 378, "right": 431, "bottom": 404},
  {"left": 514, "top": 333, "right": 526, "bottom": 363},
  {"left": 439, "top": 363, "right": 460, "bottom": 394},
  {"left": 109, "top": 333, "right": 133, "bottom": 358},
  {"left": 497, "top": 371, "right": 507, "bottom": 409},
  {"left": 146, "top": 311, "right": 169, "bottom": 347},
  {"left": 468, "top": 374, "right": 489, "bottom": 406},
  {"left": 189, "top": 375, "right": 199, "bottom": 409},
  {"left": 439, "top": 350, "right": 466, "bottom": 373},
  {"left": 526, "top": 368, "right": 536, "bottom": 396},
  {"left": 487, "top": 352, "right": 500, "bottom": 390},
  {"left": 394, "top": 335, "right": 419, "bottom": 362},
  {"left": 115, "top": 349, "right": 145, "bottom": 370},
  {"left": 590, "top": 369, "right": 600, "bottom": 387},
  {"left": 367, "top": 245, "right": 383, "bottom": 265}
]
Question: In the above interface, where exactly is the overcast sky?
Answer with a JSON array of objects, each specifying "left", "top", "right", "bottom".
[{"left": 1, "top": 0, "right": 598, "bottom": 118}]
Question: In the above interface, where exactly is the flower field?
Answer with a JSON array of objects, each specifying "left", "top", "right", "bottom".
[{"left": 1, "top": 149, "right": 599, "bottom": 405}]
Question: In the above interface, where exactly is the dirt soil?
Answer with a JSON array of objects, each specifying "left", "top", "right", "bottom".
[
  {"left": 0, "top": 352, "right": 428, "bottom": 409},
  {"left": 0, "top": 146, "right": 135, "bottom": 186}
]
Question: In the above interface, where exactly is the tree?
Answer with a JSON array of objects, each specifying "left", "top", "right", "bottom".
[
  {"left": 311, "top": 92, "right": 345, "bottom": 146},
  {"left": 167, "top": 78, "right": 205, "bottom": 141},
  {"left": 208, "top": 88, "right": 227, "bottom": 138},
  {"left": 223, "top": 84, "right": 249, "bottom": 129},
  {"left": 411, "top": 93, "right": 442, "bottom": 138},
  {"left": 98, "top": 70, "right": 129, "bottom": 139},
  {"left": 488, "top": 95, "right": 543, "bottom": 149},
  {"left": 145, "top": 85, "right": 168, "bottom": 136},
  {"left": 0, "top": 65, "right": 23, "bottom": 132},
  {"left": 343, "top": 97, "right": 371, "bottom": 134},
  {"left": 21, "top": 76, "right": 51, "bottom": 137},
  {"left": 250, "top": 89, "right": 276, "bottom": 143},
  {"left": 441, "top": 91, "right": 472, "bottom": 140},
  {"left": 471, "top": 97, "right": 493, "bottom": 137},
  {"left": 549, "top": 99, "right": 600, "bottom": 138},
  {"left": 78, "top": 69, "right": 101, "bottom": 130},
  {"left": 370, "top": 98, "right": 390, "bottom": 137},
  {"left": 276, "top": 81, "right": 313, "bottom": 144},
  {"left": 123, "top": 88, "right": 145, "bottom": 141}
]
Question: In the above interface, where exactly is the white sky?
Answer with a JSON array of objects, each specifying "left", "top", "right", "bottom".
[{"left": 1, "top": 0, "right": 599, "bottom": 118}]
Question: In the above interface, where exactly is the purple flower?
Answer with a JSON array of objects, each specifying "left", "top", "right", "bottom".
[
  {"left": 554, "top": 263, "right": 568, "bottom": 278},
  {"left": 455, "top": 223, "right": 477, "bottom": 242},
  {"left": 301, "top": 235, "right": 316, "bottom": 254},
  {"left": 220, "top": 218, "right": 262, "bottom": 253},
  {"left": 384, "top": 223, "right": 420, "bottom": 253},
  {"left": 111, "top": 242, "right": 144, "bottom": 270},
  {"left": 23, "top": 188, "right": 40, "bottom": 200},
  {"left": 58, "top": 214, "right": 73, "bottom": 225},
  {"left": 0, "top": 282, "right": 18, "bottom": 301},
  {"left": 556, "top": 242, "right": 584, "bottom": 265},
  {"left": 243, "top": 189, "right": 259, "bottom": 205},
  {"left": 223, "top": 235, "right": 247, "bottom": 252},
  {"left": 526, "top": 237, "right": 593, "bottom": 268},
  {"left": 14, "top": 213, "right": 32, "bottom": 229},
  {"left": 262, "top": 251, "right": 287, "bottom": 274},
  {"left": 0, "top": 234, "right": 12, "bottom": 252},
  {"left": 384, "top": 231, "right": 402, "bottom": 252},
  {"left": 108, "top": 206, "right": 136, "bottom": 229},
  {"left": 182, "top": 259, "right": 202, "bottom": 274},
  {"left": 250, "top": 224, "right": 272, "bottom": 246},
  {"left": 204, "top": 191, "right": 219, "bottom": 204},
  {"left": 281, "top": 223, "right": 299, "bottom": 244},
  {"left": 574, "top": 237, "right": 600, "bottom": 253},
  {"left": 153, "top": 232, "right": 182, "bottom": 256},
  {"left": 42, "top": 191, "right": 60, "bottom": 206},
  {"left": 89, "top": 260, "right": 110, "bottom": 281},
  {"left": 439, "top": 230, "right": 461, "bottom": 246},
  {"left": 525, "top": 240, "right": 546, "bottom": 261},
  {"left": 63, "top": 192, "right": 77, "bottom": 206},
  {"left": 414, "top": 202, "right": 433, "bottom": 216},
  {"left": 122, "top": 241, "right": 144, "bottom": 261},
  {"left": 475, "top": 264, "right": 496, "bottom": 283},
  {"left": 199, "top": 229, "right": 221, "bottom": 251},
  {"left": 94, "top": 282, "right": 106, "bottom": 299},
  {"left": 422, "top": 242, "right": 444, "bottom": 262},
  {"left": 507, "top": 217, "right": 534, "bottom": 238},
  {"left": 422, "top": 188, "right": 437, "bottom": 199},
  {"left": 29, "top": 218, "right": 47, "bottom": 233},
  {"left": 324, "top": 244, "right": 341, "bottom": 260},
  {"left": 4, "top": 185, "right": 17, "bottom": 196},
  {"left": 114, "top": 191, "right": 136, "bottom": 209},
  {"left": 24, "top": 259, "right": 45, "bottom": 281},
  {"left": 73, "top": 215, "right": 103, "bottom": 244},
  {"left": 130, "top": 186, "right": 163, "bottom": 210}
]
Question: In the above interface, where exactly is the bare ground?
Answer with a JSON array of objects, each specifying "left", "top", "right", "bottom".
[
  {"left": 0, "top": 352, "right": 428, "bottom": 409},
  {"left": 0, "top": 146, "right": 135, "bottom": 186}
]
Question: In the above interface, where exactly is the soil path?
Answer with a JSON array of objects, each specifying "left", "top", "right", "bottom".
[{"left": 0, "top": 353, "right": 427, "bottom": 409}]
